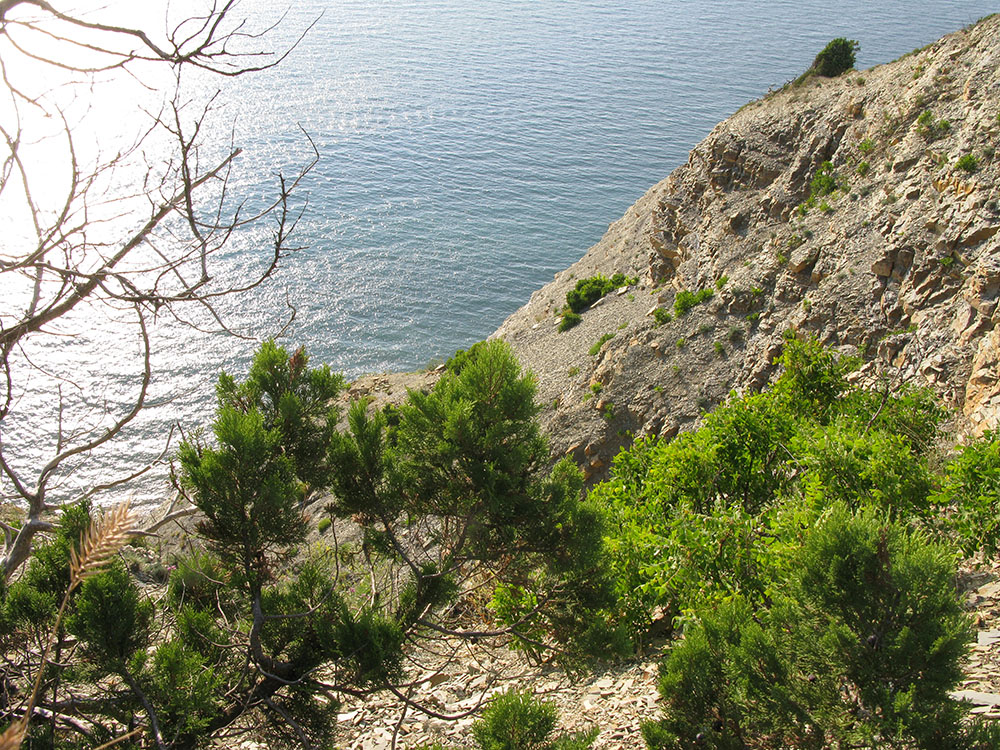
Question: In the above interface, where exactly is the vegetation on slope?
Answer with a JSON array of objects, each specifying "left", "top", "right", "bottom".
[
  {"left": 4, "top": 335, "right": 1000, "bottom": 748},
  {"left": 591, "top": 334, "right": 1000, "bottom": 748},
  {"left": 0, "top": 340, "right": 612, "bottom": 748}
]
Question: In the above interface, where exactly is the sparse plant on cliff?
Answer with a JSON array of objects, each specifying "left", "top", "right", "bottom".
[
  {"left": 917, "top": 110, "right": 951, "bottom": 141},
  {"left": 810, "top": 161, "right": 838, "bottom": 197},
  {"left": 559, "top": 310, "right": 583, "bottom": 331},
  {"left": 956, "top": 153, "right": 979, "bottom": 173},
  {"left": 566, "top": 274, "right": 634, "bottom": 314},
  {"left": 673, "top": 288, "right": 714, "bottom": 316},
  {"left": 558, "top": 273, "right": 639, "bottom": 330},
  {"left": 797, "top": 161, "right": 842, "bottom": 214},
  {"left": 589, "top": 333, "right": 615, "bottom": 356}
]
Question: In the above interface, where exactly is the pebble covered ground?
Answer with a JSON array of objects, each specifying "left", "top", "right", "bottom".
[{"left": 318, "top": 558, "right": 1000, "bottom": 749}]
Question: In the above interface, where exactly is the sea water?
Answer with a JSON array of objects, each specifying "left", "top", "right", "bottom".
[{"left": 3, "top": 0, "right": 995, "bottom": 505}]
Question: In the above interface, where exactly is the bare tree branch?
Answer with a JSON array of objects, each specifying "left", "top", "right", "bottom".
[{"left": 0, "top": 1, "right": 318, "bottom": 581}]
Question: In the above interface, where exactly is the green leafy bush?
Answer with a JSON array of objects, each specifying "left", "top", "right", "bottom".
[
  {"left": 673, "top": 288, "right": 713, "bottom": 316},
  {"left": 956, "top": 153, "right": 979, "bottom": 173},
  {"left": 936, "top": 431, "right": 1000, "bottom": 558},
  {"left": 472, "top": 690, "right": 597, "bottom": 750},
  {"left": 595, "top": 336, "right": 944, "bottom": 641},
  {"left": 644, "top": 505, "right": 971, "bottom": 749},
  {"left": 653, "top": 307, "right": 672, "bottom": 326},
  {"left": 589, "top": 333, "right": 615, "bottom": 356},
  {"left": 811, "top": 38, "right": 858, "bottom": 77},
  {"left": 564, "top": 273, "right": 635, "bottom": 315}
]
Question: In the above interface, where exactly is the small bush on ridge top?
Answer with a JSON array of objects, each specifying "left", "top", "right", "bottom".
[{"left": 811, "top": 38, "right": 858, "bottom": 77}]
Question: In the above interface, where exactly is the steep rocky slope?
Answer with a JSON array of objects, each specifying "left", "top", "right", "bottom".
[
  {"left": 331, "top": 19, "right": 1000, "bottom": 749},
  {"left": 494, "top": 16, "right": 1000, "bottom": 483}
]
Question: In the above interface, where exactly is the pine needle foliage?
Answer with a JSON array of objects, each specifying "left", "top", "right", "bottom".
[{"left": 0, "top": 340, "right": 610, "bottom": 747}]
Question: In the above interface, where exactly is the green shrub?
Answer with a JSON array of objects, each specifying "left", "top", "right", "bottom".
[
  {"left": 643, "top": 596, "right": 812, "bottom": 750},
  {"left": 446, "top": 340, "right": 486, "bottom": 374},
  {"left": 589, "top": 333, "right": 615, "bottom": 356},
  {"left": 917, "top": 110, "right": 951, "bottom": 141},
  {"left": 855, "top": 160, "right": 870, "bottom": 176},
  {"left": 956, "top": 153, "right": 979, "bottom": 173},
  {"left": 3, "top": 500, "right": 92, "bottom": 630},
  {"left": 146, "top": 640, "right": 224, "bottom": 743},
  {"left": 792, "top": 505, "right": 970, "bottom": 747},
  {"left": 858, "top": 138, "right": 875, "bottom": 154},
  {"left": 809, "top": 161, "right": 837, "bottom": 198},
  {"left": 937, "top": 431, "right": 1000, "bottom": 558},
  {"left": 798, "top": 161, "right": 841, "bottom": 213},
  {"left": 317, "top": 517, "right": 332, "bottom": 533},
  {"left": 793, "top": 421, "right": 934, "bottom": 519},
  {"left": 167, "top": 550, "right": 229, "bottom": 610},
  {"left": 653, "top": 307, "right": 672, "bottom": 326},
  {"left": 645, "top": 505, "right": 971, "bottom": 749},
  {"left": 67, "top": 561, "right": 153, "bottom": 669},
  {"left": 559, "top": 273, "right": 635, "bottom": 331},
  {"left": 595, "top": 336, "right": 946, "bottom": 643},
  {"left": 811, "top": 38, "right": 858, "bottom": 77},
  {"left": 673, "top": 288, "right": 713, "bottom": 316},
  {"left": 564, "top": 273, "right": 635, "bottom": 315},
  {"left": 471, "top": 690, "right": 597, "bottom": 750},
  {"left": 559, "top": 310, "right": 582, "bottom": 331}
]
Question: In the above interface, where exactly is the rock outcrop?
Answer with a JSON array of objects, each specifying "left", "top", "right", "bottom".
[{"left": 492, "top": 16, "right": 1000, "bottom": 481}]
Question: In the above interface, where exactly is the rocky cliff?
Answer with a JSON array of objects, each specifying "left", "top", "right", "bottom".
[{"left": 492, "top": 15, "right": 1000, "bottom": 482}]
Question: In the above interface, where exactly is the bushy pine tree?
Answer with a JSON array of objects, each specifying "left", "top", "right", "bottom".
[{"left": 1, "top": 339, "right": 612, "bottom": 747}]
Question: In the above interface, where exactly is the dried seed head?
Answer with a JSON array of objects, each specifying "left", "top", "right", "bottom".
[
  {"left": 69, "top": 501, "right": 135, "bottom": 590},
  {"left": 0, "top": 719, "right": 26, "bottom": 750}
]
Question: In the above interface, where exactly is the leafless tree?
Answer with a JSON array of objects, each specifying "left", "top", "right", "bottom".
[{"left": 0, "top": 0, "right": 318, "bottom": 579}]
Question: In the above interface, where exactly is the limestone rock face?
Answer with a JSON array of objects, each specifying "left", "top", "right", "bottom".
[{"left": 493, "top": 17, "right": 1000, "bottom": 479}]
